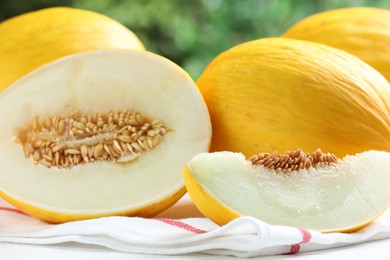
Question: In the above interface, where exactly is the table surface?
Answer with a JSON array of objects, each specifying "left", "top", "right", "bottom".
[{"left": 1, "top": 194, "right": 389, "bottom": 259}]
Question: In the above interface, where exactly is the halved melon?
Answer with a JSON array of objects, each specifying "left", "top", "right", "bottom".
[
  {"left": 184, "top": 150, "right": 390, "bottom": 233},
  {"left": 0, "top": 50, "right": 211, "bottom": 223}
]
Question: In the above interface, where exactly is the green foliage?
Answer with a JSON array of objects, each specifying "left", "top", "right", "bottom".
[{"left": 1, "top": 0, "right": 389, "bottom": 80}]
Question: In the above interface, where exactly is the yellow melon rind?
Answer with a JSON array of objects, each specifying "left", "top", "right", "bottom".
[
  {"left": 0, "top": 187, "right": 186, "bottom": 224},
  {"left": 183, "top": 166, "right": 240, "bottom": 226}
]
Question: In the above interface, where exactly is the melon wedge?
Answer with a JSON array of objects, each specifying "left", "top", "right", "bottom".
[
  {"left": 0, "top": 50, "right": 211, "bottom": 223},
  {"left": 184, "top": 151, "right": 390, "bottom": 233}
]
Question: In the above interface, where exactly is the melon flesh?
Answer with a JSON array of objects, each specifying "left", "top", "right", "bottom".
[
  {"left": 186, "top": 151, "right": 390, "bottom": 232},
  {"left": 0, "top": 50, "right": 211, "bottom": 222}
]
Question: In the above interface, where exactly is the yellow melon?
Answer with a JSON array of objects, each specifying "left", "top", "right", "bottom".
[
  {"left": 196, "top": 37, "right": 390, "bottom": 158},
  {"left": 0, "top": 7, "right": 144, "bottom": 90},
  {"left": 283, "top": 7, "right": 390, "bottom": 81}
]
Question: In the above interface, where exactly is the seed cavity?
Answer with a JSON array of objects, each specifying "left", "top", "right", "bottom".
[
  {"left": 248, "top": 149, "right": 338, "bottom": 174},
  {"left": 17, "top": 109, "right": 169, "bottom": 169}
]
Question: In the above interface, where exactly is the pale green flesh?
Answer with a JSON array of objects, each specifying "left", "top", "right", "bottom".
[{"left": 188, "top": 151, "right": 390, "bottom": 231}]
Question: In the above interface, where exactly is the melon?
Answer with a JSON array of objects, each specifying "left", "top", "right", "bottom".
[
  {"left": 0, "top": 50, "right": 211, "bottom": 223},
  {"left": 283, "top": 7, "right": 390, "bottom": 82},
  {"left": 196, "top": 37, "right": 390, "bottom": 158},
  {"left": 0, "top": 7, "right": 144, "bottom": 90},
  {"left": 184, "top": 150, "right": 390, "bottom": 232}
]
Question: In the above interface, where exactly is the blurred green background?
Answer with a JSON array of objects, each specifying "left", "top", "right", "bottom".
[{"left": 1, "top": 0, "right": 389, "bottom": 80}]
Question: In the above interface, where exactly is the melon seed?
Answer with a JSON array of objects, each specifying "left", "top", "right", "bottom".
[
  {"left": 249, "top": 149, "right": 338, "bottom": 174},
  {"left": 17, "top": 109, "right": 169, "bottom": 169}
]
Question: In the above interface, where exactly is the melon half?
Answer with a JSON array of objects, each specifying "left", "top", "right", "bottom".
[
  {"left": 0, "top": 50, "right": 211, "bottom": 223},
  {"left": 184, "top": 151, "right": 390, "bottom": 233}
]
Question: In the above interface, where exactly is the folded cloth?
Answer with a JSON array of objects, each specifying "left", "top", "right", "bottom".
[{"left": 0, "top": 196, "right": 389, "bottom": 258}]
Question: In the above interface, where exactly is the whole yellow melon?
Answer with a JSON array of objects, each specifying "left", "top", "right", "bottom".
[
  {"left": 0, "top": 7, "right": 145, "bottom": 90},
  {"left": 196, "top": 37, "right": 390, "bottom": 158},
  {"left": 283, "top": 7, "right": 390, "bottom": 81}
]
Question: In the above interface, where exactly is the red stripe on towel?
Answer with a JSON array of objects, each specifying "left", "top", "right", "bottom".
[
  {"left": 0, "top": 206, "right": 28, "bottom": 216},
  {"left": 289, "top": 228, "right": 312, "bottom": 254},
  {"left": 155, "top": 218, "right": 206, "bottom": 234}
]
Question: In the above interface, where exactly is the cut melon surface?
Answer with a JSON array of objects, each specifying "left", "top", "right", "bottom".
[
  {"left": 184, "top": 151, "right": 390, "bottom": 232},
  {"left": 0, "top": 50, "right": 211, "bottom": 223}
]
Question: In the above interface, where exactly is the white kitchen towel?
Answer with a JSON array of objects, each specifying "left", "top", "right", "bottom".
[{"left": 0, "top": 198, "right": 389, "bottom": 257}]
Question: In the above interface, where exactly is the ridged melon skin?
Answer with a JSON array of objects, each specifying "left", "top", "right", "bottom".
[
  {"left": 0, "top": 7, "right": 145, "bottom": 90},
  {"left": 283, "top": 7, "right": 390, "bottom": 81},
  {"left": 197, "top": 37, "right": 390, "bottom": 158}
]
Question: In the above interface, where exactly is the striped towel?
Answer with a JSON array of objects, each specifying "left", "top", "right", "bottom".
[{"left": 0, "top": 195, "right": 389, "bottom": 257}]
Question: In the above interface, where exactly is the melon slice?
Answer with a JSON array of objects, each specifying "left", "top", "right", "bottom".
[
  {"left": 184, "top": 150, "right": 390, "bottom": 233},
  {"left": 0, "top": 50, "right": 211, "bottom": 223}
]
